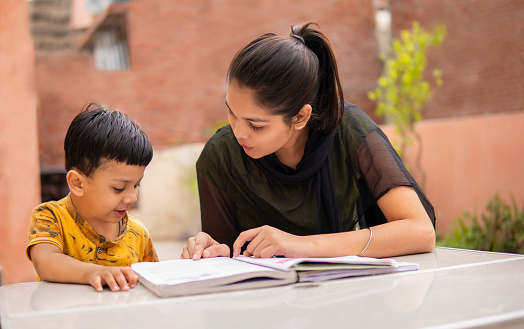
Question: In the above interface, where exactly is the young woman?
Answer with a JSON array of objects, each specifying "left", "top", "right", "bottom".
[{"left": 181, "top": 22, "right": 436, "bottom": 260}]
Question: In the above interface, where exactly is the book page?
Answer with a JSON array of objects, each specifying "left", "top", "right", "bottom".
[
  {"left": 235, "top": 255, "right": 398, "bottom": 271},
  {"left": 292, "top": 263, "right": 390, "bottom": 271},
  {"left": 132, "top": 257, "right": 283, "bottom": 286},
  {"left": 298, "top": 262, "right": 420, "bottom": 282}
]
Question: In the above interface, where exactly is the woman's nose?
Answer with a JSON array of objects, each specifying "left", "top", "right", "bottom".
[{"left": 232, "top": 120, "right": 249, "bottom": 140}]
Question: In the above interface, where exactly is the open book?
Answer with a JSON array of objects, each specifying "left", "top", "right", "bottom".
[{"left": 131, "top": 255, "right": 418, "bottom": 298}]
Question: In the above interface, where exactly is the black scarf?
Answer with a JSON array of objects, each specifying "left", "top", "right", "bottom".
[{"left": 252, "top": 130, "right": 341, "bottom": 233}]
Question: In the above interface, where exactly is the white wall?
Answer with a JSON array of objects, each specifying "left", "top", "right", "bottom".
[{"left": 129, "top": 143, "right": 205, "bottom": 242}]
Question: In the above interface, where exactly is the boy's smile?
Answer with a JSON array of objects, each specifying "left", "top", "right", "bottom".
[
  {"left": 70, "top": 159, "right": 146, "bottom": 240},
  {"left": 115, "top": 210, "right": 127, "bottom": 218}
]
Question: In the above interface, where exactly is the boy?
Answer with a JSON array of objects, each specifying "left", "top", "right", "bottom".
[{"left": 27, "top": 104, "right": 158, "bottom": 292}]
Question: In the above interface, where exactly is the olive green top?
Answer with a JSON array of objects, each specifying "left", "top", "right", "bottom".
[{"left": 196, "top": 102, "right": 435, "bottom": 249}]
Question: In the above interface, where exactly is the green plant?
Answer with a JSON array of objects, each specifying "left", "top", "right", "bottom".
[
  {"left": 437, "top": 195, "right": 524, "bottom": 254},
  {"left": 368, "top": 22, "right": 446, "bottom": 189}
]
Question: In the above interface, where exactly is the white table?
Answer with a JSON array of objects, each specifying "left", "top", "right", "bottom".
[{"left": 1, "top": 247, "right": 524, "bottom": 329}]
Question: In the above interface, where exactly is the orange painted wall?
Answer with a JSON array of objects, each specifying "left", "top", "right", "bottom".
[
  {"left": 381, "top": 111, "right": 524, "bottom": 234},
  {"left": 0, "top": 0, "right": 41, "bottom": 284}
]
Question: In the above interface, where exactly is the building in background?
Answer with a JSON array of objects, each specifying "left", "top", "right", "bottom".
[
  {"left": 390, "top": 0, "right": 523, "bottom": 119},
  {"left": 33, "top": 0, "right": 381, "bottom": 171},
  {"left": 11, "top": 0, "right": 523, "bottom": 280}
]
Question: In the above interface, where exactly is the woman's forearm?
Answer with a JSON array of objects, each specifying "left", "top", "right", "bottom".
[{"left": 306, "top": 217, "right": 435, "bottom": 258}]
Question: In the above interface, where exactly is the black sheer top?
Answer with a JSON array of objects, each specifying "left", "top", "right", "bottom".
[{"left": 196, "top": 102, "right": 435, "bottom": 249}]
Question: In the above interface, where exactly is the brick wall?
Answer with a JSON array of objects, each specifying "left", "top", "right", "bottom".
[
  {"left": 36, "top": 0, "right": 381, "bottom": 170},
  {"left": 37, "top": 0, "right": 524, "bottom": 171},
  {"left": 36, "top": 53, "right": 142, "bottom": 170},
  {"left": 390, "top": 0, "right": 524, "bottom": 119}
]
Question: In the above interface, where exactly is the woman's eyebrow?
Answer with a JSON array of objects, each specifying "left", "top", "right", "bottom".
[{"left": 225, "top": 100, "right": 269, "bottom": 123}]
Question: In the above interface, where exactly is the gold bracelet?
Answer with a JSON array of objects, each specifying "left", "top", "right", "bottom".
[{"left": 357, "top": 227, "right": 373, "bottom": 256}]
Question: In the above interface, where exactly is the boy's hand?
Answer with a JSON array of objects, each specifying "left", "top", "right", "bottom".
[
  {"left": 29, "top": 243, "right": 140, "bottom": 292},
  {"left": 88, "top": 266, "right": 139, "bottom": 292}
]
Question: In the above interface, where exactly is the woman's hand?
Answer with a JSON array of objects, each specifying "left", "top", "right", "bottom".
[
  {"left": 180, "top": 232, "right": 230, "bottom": 260},
  {"left": 232, "top": 225, "right": 311, "bottom": 258}
]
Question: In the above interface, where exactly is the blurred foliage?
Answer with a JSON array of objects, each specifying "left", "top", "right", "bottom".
[
  {"left": 369, "top": 22, "right": 446, "bottom": 151},
  {"left": 437, "top": 195, "right": 524, "bottom": 254},
  {"left": 368, "top": 21, "right": 446, "bottom": 190}
]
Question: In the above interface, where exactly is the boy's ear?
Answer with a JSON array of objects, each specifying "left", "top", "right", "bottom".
[
  {"left": 293, "top": 104, "right": 312, "bottom": 130},
  {"left": 66, "top": 170, "right": 86, "bottom": 197}
]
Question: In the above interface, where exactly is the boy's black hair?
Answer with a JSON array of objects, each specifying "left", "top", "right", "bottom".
[{"left": 64, "top": 103, "right": 153, "bottom": 177}]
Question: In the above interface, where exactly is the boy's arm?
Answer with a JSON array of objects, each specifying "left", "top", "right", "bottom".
[{"left": 29, "top": 243, "right": 139, "bottom": 292}]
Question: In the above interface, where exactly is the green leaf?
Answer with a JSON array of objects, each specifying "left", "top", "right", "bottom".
[{"left": 437, "top": 194, "right": 524, "bottom": 254}]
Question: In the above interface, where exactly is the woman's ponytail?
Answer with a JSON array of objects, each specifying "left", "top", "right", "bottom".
[
  {"left": 228, "top": 22, "right": 344, "bottom": 135},
  {"left": 292, "top": 22, "right": 344, "bottom": 135}
]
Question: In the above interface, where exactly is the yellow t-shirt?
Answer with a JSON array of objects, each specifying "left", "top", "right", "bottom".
[{"left": 27, "top": 195, "right": 158, "bottom": 272}]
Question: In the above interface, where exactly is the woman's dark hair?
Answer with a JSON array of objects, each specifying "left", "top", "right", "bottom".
[
  {"left": 64, "top": 103, "right": 153, "bottom": 177},
  {"left": 226, "top": 22, "right": 344, "bottom": 135}
]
